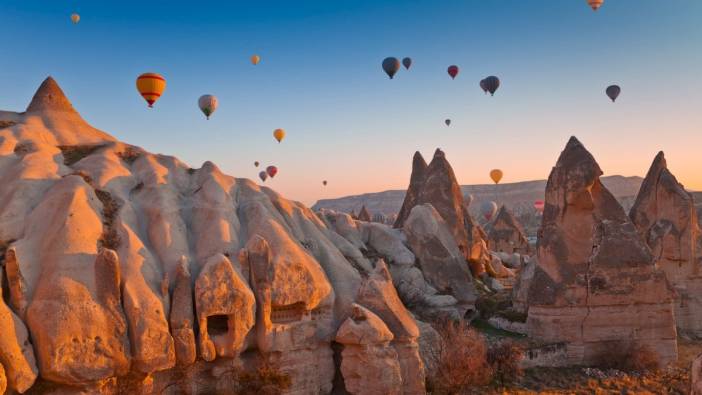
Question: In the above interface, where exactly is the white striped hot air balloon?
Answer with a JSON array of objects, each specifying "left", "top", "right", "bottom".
[{"left": 198, "top": 95, "right": 218, "bottom": 120}]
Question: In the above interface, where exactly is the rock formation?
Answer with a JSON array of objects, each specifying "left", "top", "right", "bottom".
[
  {"left": 0, "top": 77, "right": 426, "bottom": 394},
  {"left": 526, "top": 137, "right": 677, "bottom": 366},
  {"left": 693, "top": 353, "right": 702, "bottom": 395},
  {"left": 335, "top": 304, "right": 402, "bottom": 395},
  {"left": 394, "top": 152, "right": 428, "bottom": 229},
  {"left": 486, "top": 205, "right": 531, "bottom": 255},
  {"left": 629, "top": 152, "right": 702, "bottom": 337},
  {"left": 357, "top": 205, "right": 371, "bottom": 222}
]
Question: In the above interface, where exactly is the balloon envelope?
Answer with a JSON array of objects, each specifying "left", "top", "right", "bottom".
[
  {"left": 254, "top": 161, "right": 260, "bottom": 167},
  {"left": 447, "top": 65, "right": 459, "bottom": 79},
  {"left": 198, "top": 95, "right": 218, "bottom": 119},
  {"left": 489, "top": 169, "right": 503, "bottom": 184},
  {"left": 273, "top": 128, "right": 286, "bottom": 143},
  {"left": 587, "top": 0, "right": 604, "bottom": 11},
  {"left": 606, "top": 85, "right": 621, "bottom": 102},
  {"left": 479, "top": 79, "right": 488, "bottom": 94},
  {"left": 258, "top": 171, "right": 268, "bottom": 182},
  {"left": 534, "top": 200, "right": 545, "bottom": 213},
  {"left": 484, "top": 76, "right": 500, "bottom": 96},
  {"left": 71, "top": 13, "right": 80, "bottom": 24},
  {"left": 136, "top": 73, "right": 166, "bottom": 108},
  {"left": 445, "top": 119, "right": 451, "bottom": 126},
  {"left": 402, "top": 57, "right": 412, "bottom": 70},
  {"left": 251, "top": 55, "right": 260, "bottom": 65},
  {"left": 481, "top": 201, "right": 498, "bottom": 221},
  {"left": 323, "top": 180, "right": 328, "bottom": 186},
  {"left": 266, "top": 166, "right": 278, "bottom": 178},
  {"left": 382, "top": 57, "right": 401, "bottom": 79}
]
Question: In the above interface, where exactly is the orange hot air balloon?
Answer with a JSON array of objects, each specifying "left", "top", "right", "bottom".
[
  {"left": 489, "top": 169, "right": 503, "bottom": 184},
  {"left": 273, "top": 128, "right": 285, "bottom": 143},
  {"left": 251, "top": 55, "right": 261, "bottom": 65},
  {"left": 136, "top": 73, "right": 166, "bottom": 108},
  {"left": 587, "top": 0, "right": 604, "bottom": 11}
]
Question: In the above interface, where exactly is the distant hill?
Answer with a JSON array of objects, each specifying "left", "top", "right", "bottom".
[{"left": 313, "top": 175, "right": 646, "bottom": 218}]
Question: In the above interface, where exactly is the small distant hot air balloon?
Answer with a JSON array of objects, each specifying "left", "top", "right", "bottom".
[
  {"left": 402, "top": 57, "right": 412, "bottom": 70},
  {"left": 534, "top": 200, "right": 545, "bottom": 214},
  {"left": 251, "top": 55, "right": 261, "bottom": 65},
  {"left": 382, "top": 57, "right": 401, "bottom": 79},
  {"left": 490, "top": 169, "right": 503, "bottom": 184},
  {"left": 587, "top": 0, "right": 604, "bottom": 11},
  {"left": 606, "top": 85, "right": 621, "bottom": 102},
  {"left": 259, "top": 171, "right": 268, "bottom": 182},
  {"left": 447, "top": 65, "right": 459, "bottom": 79},
  {"left": 254, "top": 161, "right": 260, "bottom": 167},
  {"left": 483, "top": 76, "right": 500, "bottom": 96},
  {"left": 445, "top": 119, "right": 451, "bottom": 126},
  {"left": 71, "top": 13, "right": 80, "bottom": 24},
  {"left": 481, "top": 201, "right": 498, "bottom": 221},
  {"left": 479, "top": 79, "right": 488, "bottom": 94},
  {"left": 273, "top": 128, "right": 286, "bottom": 143},
  {"left": 136, "top": 73, "right": 166, "bottom": 108},
  {"left": 323, "top": 180, "right": 328, "bottom": 186},
  {"left": 266, "top": 166, "right": 278, "bottom": 178},
  {"left": 198, "top": 95, "right": 218, "bottom": 120}
]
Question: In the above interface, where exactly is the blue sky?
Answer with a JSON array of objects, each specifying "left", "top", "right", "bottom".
[{"left": 1, "top": 1, "right": 701, "bottom": 205}]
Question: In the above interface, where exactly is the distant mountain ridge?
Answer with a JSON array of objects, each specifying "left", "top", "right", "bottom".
[{"left": 313, "top": 175, "right": 647, "bottom": 216}]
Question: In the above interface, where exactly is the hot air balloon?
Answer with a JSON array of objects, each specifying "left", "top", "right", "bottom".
[
  {"left": 323, "top": 180, "right": 328, "bottom": 186},
  {"left": 483, "top": 76, "right": 500, "bottom": 96},
  {"left": 254, "top": 161, "right": 260, "bottom": 167},
  {"left": 382, "top": 57, "right": 400, "bottom": 79},
  {"left": 587, "top": 0, "right": 604, "bottom": 11},
  {"left": 402, "top": 57, "right": 412, "bottom": 70},
  {"left": 266, "top": 166, "right": 278, "bottom": 178},
  {"left": 71, "top": 13, "right": 80, "bottom": 24},
  {"left": 481, "top": 201, "right": 498, "bottom": 221},
  {"left": 445, "top": 119, "right": 451, "bottom": 126},
  {"left": 489, "top": 169, "right": 503, "bottom": 184},
  {"left": 273, "top": 128, "right": 286, "bottom": 143},
  {"left": 447, "top": 65, "right": 459, "bottom": 79},
  {"left": 136, "top": 73, "right": 166, "bottom": 108},
  {"left": 534, "top": 200, "right": 545, "bottom": 214},
  {"left": 479, "top": 79, "right": 488, "bottom": 94},
  {"left": 198, "top": 95, "right": 218, "bottom": 120},
  {"left": 251, "top": 55, "right": 261, "bottom": 65},
  {"left": 259, "top": 171, "right": 268, "bottom": 182},
  {"left": 606, "top": 85, "right": 621, "bottom": 102}
]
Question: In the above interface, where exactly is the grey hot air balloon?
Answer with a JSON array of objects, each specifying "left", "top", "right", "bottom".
[
  {"left": 198, "top": 94, "right": 218, "bottom": 120},
  {"left": 479, "top": 79, "right": 488, "bottom": 94},
  {"left": 483, "top": 76, "right": 500, "bottom": 96},
  {"left": 480, "top": 201, "right": 498, "bottom": 221},
  {"left": 606, "top": 85, "right": 621, "bottom": 102},
  {"left": 259, "top": 171, "right": 268, "bottom": 182},
  {"left": 445, "top": 119, "right": 451, "bottom": 126},
  {"left": 382, "top": 57, "right": 401, "bottom": 79},
  {"left": 402, "top": 57, "right": 412, "bottom": 70}
]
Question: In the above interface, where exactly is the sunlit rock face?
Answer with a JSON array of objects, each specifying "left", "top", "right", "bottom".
[
  {"left": 0, "top": 78, "right": 426, "bottom": 394},
  {"left": 527, "top": 137, "right": 677, "bottom": 367},
  {"left": 629, "top": 152, "right": 702, "bottom": 338}
]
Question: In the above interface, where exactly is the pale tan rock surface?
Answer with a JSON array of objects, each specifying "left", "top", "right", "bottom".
[
  {"left": 693, "top": 353, "right": 702, "bottom": 395},
  {"left": 527, "top": 137, "right": 677, "bottom": 366},
  {"left": 169, "top": 257, "right": 196, "bottom": 366},
  {"left": 336, "top": 304, "right": 402, "bottom": 395},
  {"left": 629, "top": 152, "right": 702, "bottom": 337}
]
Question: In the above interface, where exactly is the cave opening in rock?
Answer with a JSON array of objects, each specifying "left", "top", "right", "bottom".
[{"left": 207, "top": 314, "right": 229, "bottom": 336}]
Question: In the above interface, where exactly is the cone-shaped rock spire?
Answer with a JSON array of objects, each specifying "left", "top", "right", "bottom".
[{"left": 26, "top": 77, "right": 77, "bottom": 114}]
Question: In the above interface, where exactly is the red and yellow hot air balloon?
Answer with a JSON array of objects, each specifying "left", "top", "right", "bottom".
[
  {"left": 251, "top": 55, "right": 261, "bottom": 65},
  {"left": 136, "top": 73, "right": 166, "bottom": 108},
  {"left": 489, "top": 169, "right": 503, "bottom": 184},
  {"left": 273, "top": 128, "right": 286, "bottom": 143},
  {"left": 587, "top": 0, "right": 604, "bottom": 11},
  {"left": 70, "top": 13, "right": 80, "bottom": 24}
]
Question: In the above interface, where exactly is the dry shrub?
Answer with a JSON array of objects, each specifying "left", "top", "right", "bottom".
[
  {"left": 95, "top": 190, "right": 122, "bottom": 249},
  {"left": 488, "top": 341, "right": 524, "bottom": 386},
  {"left": 58, "top": 144, "right": 106, "bottom": 166},
  {"left": 425, "top": 320, "right": 493, "bottom": 394},
  {"left": 595, "top": 341, "right": 659, "bottom": 373},
  {"left": 236, "top": 364, "right": 292, "bottom": 395},
  {"left": 116, "top": 146, "right": 142, "bottom": 165},
  {"left": 0, "top": 120, "right": 17, "bottom": 129}
]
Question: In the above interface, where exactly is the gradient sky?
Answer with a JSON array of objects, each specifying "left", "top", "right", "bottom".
[{"left": 1, "top": 1, "right": 701, "bottom": 206}]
